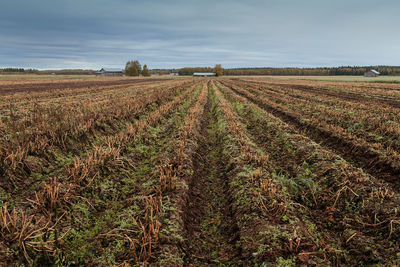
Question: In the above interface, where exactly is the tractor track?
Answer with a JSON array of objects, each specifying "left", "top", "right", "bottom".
[{"left": 183, "top": 85, "right": 241, "bottom": 265}]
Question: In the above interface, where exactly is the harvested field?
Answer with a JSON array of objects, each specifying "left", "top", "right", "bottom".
[
  {"left": 0, "top": 77, "right": 399, "bottom": 266},
  {"left": 0, "top": 77, "right": 167, "bottom": 95}
]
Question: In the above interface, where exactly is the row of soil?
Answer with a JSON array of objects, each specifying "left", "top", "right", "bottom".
[
  {"left": 221, "top": 80, "right": 400, "bottom": 190},
  {"left": 0, "top": 78, "right": 168, "bottom": 95},
  {"left": 243, "top": 79, "right": 400, "bottom": 108},
  {"left": 245, "top": 78, "right": 400, "bottom": 100},
  {"left": 182, "top": 82, "right": 241, "bottom": 265},
  {"left": 0, "top": 81, "right": 187, "bottom": 128},
  {"left": 156, "top": 80, "right": 287, "bottom": 265},
  {"left": 190, "top": 82, "right": 326, "bottom": 265},
  {"left": 216, "top": 81, "right": 400, "bottom": 265},
  {"left": 227, "top": 80, "right": 400, "bottom": 166},
  {"left": 0, "top": 79, "right": 173, "bottom": 111},
  {"left": 233, "top": 78, "right": 400, "bottom": 120},
  {"left": 0, "top": 80, "right": 193, "bottom": 186},
  {"left": 8, "top": 81, "right": 199, "bottom": 204},
  {"left": 153, "top": 81, "right": 210, "bottom": 265},
  {"left": 59, "top": 82, "right": 204, "bottom": 265},
  {"left": 0, "top": 81, "right": 202, "bottom": 265},
  {"left": 2, "top": 78, "right": 399, "bottom": 265}
]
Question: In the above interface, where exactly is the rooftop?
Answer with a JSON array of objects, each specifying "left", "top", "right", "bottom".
[
  {"left": 100, "top": 68, "right": 123, "bottom": 72},
  {"left": 370, "top": 69, "right": 380, "bottom": 74},
  {"left": 193, "top": 72, "right": 217, "bottom": 75}
]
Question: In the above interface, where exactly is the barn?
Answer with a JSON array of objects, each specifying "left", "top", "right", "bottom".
[
  {"left": 96, "top": 68, "right": 123, "bottom": 76},
  {"left": 193, "top": 72, "right": 217, "bottom": 77},
  {"left": 364, "top": 69, "right": 380, "bottom": 77}
]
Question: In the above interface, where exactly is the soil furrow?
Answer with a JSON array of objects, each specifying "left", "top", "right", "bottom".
[
  {"left": 223, "top": 82, "right": 400, "bottom": 190},
  {"left": 217, "top": 81, "right": 400, "bottom": 265},
  {"left": 0, "top": 78, "right": 167, "bottom": 95},
  {"left": 183, "top": 86, "right": 240, "bottom": 265},
  {"left": 242, "top": 80, "right": 400, "bottom": 109}
]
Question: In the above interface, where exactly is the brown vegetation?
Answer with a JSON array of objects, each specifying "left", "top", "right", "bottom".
[{"left": 0, "top": 77, "right": 399, "bottom": 265}]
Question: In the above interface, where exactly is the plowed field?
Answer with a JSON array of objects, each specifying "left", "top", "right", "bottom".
[{"left": 1, "top": 77, "right": 399, "bottom": 266}]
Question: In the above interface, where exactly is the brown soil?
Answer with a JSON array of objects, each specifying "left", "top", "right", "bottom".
[
  {"left": 182, "top": 89, "right": 241, "bottom": 265},
  {"left": 224, "top": 82, "right": 400, "bottom": 191},
  {"left": 220, "top": 81, "right": 400, "bottom": 266},
  {"left": 244, "top": 80, "right": 400, "bottom": 109},
  {"left": 0, "top": 78, "right": 167, "bottom": 95}
]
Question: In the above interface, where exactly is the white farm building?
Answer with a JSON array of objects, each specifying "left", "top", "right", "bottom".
[
  {"left": 193, "top": 72, "right": 217, "bottom": 77},
  {"left": 364, "top": 69, "right": 380, "bottom": 77},
  {"left": 96, "top": 68, "right": 123, "bottom": 76}
]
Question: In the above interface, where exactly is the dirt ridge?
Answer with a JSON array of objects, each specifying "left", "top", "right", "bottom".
[
  {"left": 0, "top": 78, "right": 168, "bottom": 95},
  {"left": 224, "top": 81, "right": 400, "bottom": 190},
  {"left": 242, "top": 80, "right": 400, "bottom": 109},
  {"left": 183, "top": 85, "right": 241, "bottom": 265}
]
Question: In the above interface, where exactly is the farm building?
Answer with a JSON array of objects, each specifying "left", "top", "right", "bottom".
[
  {"left": 169, "top": 73, "right": 179, "bottom": 76},
  {"left": 193, "top": 72, "right": 217, "bottom": 77},
  {"left": 96, "top": 68, "right": 123, "bottom": 76},
  {"left": 364, "top": 69, "right": 380, "bottom": 77}
]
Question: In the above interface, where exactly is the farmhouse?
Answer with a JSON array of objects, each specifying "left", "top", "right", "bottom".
[
  {"left": 364, "top": 69, "right": 380, "bottom": 77},
  {"left": 96, "top": 68, "right": 123, "bottom": 76},
  {"left": 193, "top": 72, "right": 217, "bottom": 77}
]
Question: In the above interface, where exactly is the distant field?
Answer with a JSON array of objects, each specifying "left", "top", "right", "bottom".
[
  {"left": 0, "top": 77, "right": 167, "bottom": 95},
  {"left": 1, "top": 76, "right": 400, "bottom": 265},
  {"left": 0, "top": 74, "right": 175, "bottom": 81},
  {"left": 0, "top": 74, "right": 96, "bottom": 80},
  {"left": 4, "top": 74, "right": 400, "bottom": 83},
  {"left": 252, "top": 75, "right": 400, "bottom": 83}
]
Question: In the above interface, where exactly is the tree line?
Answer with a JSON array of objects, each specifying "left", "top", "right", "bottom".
[
  {"left": 176, "top": 64, "right": 223, "bottom": 76},
  {"left": 0, "top": 69, "right": 96, "bottom": 75},
  {"left": 222, "top": 66, "right": 400, "bottom": 76},
  {"left": 0, "top": 68, "right": 39, "bottom": 74},
  {"left": 153, "top": 66, "right": 400, "bottom": 76},
  {"left": 0, "top": 68, "right": 25, "bottom": 73},
  {"left": 3, "top": 65, "right": 400, "bottom": 76},
  {"left": 125, "top": 60, "right": 150, "bottom": 76}
]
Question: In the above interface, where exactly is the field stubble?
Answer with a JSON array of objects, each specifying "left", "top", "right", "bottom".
[{"left": 0, "top": 77, "right": 399, "bottom": 266}]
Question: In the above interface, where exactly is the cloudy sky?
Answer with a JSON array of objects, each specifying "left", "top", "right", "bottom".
[{"left": 1, "top": 0, "right": 399, "bottom": 69}]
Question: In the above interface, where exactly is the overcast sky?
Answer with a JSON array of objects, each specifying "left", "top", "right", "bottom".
[{"left": 1, "top": 0, "right": 399, "bottom": 69}]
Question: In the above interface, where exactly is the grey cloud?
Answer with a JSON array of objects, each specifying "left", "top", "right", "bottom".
[{"left": 0, "top": 0, "right": 399, "bottom": 69}]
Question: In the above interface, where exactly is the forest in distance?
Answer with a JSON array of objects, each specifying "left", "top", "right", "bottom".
[{"left": 2, "top": 65, "right": 400, "bottom": 76}]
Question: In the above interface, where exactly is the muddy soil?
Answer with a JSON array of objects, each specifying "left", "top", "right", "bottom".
[
  {"left": 183, "top": 88, "right": 241, "bottom": 265},
  {"left": 239, "top": 80, "right": 400, "bottom": 109},
  {"left": 0, "top": 78, "right": 166, "bottom": 95},
  {"left": 224, "top": 82, "right": 400, "bottom": 190}
]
